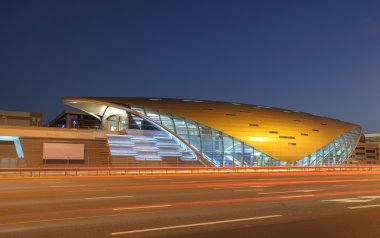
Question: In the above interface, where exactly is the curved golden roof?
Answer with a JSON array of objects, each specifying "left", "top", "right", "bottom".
[{"left": 63, "top": 97, "right": 361, "bottom": 162}]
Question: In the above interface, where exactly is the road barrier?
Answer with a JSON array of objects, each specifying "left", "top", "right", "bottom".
[{"left": 1, "top": 165, "right": 380, "bottom": 177}]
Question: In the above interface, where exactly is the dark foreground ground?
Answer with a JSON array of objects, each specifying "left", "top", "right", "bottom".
[{"left": 1, "top": 171, "right": 380, "bottom": 238}]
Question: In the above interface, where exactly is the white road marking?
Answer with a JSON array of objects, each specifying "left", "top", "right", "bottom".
[
  {"left": 66, "top": 189, "right": 106, "bottom": 193},
  {"left": 111, "top": 215, "right": 283, "bottom": 235},
  {"left": 259, "top": 190, "right": 321, "bottom": 195},
  {"left": 49, "top": 185, "right": 87, "bottom": 188},
  {"left": 113, "top": 204, "right": 172, "bottom": 211},
  {"left": 280, "top": 195, "right": 314, "bottom": 199},
  {"left": 86, "top": 195, "right": 133, "bottom": 200},
  {"left": 348, "top": 204, "right": 380, "bottom": 209},
  {"left": 322, "top": 195, "right": 380, "bottom": 204},
  {"left": 323, "top": 198, "right": 371, "bottom": 203},
  {"left": 358, "top": 196, "right": 380, "bottom": 199}
]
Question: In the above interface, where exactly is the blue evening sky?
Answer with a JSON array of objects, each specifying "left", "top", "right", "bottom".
[{"left": 0, "top": 1, "right": 379, "bottom": 132}]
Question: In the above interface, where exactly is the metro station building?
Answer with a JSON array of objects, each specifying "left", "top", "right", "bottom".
[{"left": 0, "top": 97, "right": 364, "bottom": 167}]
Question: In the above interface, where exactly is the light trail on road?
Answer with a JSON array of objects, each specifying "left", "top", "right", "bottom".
[{"left": 2, "top": 172, "right": 380, "bottom": 238}]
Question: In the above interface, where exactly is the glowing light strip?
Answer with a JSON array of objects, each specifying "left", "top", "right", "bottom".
[{"left": 0, "top": 136, "right": 24, "bottom": 159}]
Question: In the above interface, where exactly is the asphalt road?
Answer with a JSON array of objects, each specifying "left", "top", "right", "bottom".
[{"left": 1, "top": 171, "right": 380, "bottom": 238}]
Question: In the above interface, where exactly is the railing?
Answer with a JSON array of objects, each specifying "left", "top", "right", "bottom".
[{"left": 1, "top": 165, "right": 380, "bottom": 177}]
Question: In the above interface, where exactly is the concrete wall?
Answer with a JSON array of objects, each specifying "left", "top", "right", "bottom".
[
  {"left": 0, "top": 110, "right": 42, "bottom": 126},
  {"left": 0, "top": 125, "right": 110, "bottom": 167},
  {"left": 0, "top": 125, "right": 107, "bottom": 140},
  {"left": 19, "top": 138, "right": 109, "bottom": 167}
]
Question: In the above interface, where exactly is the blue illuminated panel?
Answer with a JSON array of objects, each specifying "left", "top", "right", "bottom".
[{"left": 0, "top": 136, "right": 24, "bottom": 159}]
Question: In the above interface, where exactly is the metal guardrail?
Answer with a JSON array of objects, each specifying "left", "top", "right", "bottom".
[{"left": 1, "top": 165, "right": 380, "bottom": 177}]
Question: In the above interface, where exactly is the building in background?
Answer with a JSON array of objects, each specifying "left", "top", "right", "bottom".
[
  {"left": 349, "top": 134, "right": 380, "bottom": 164},
  {"left": 0, "top": 110, "right": 42, "bottom": 126},
  {"left": 0, "top": 110, "right": 42, "bottom": 167},
  {"left": 49, "top": 110, "right": 101, "bottom": 129}
]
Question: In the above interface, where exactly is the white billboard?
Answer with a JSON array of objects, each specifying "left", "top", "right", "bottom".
[{"left": 43, "top": 143, "right": 84, "bottom": 160}]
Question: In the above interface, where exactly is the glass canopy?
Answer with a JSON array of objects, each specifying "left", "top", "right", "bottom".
[{"left": 129, "top": 106, "right": 361, "bottom": 166}]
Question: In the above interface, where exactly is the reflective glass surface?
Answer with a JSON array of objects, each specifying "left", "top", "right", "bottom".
[
  {"left": 130, "top": 106, "right": 361, "bottom": 167},
  {"left": 297, "top": 127, "right": 361, "bottom": 165}
]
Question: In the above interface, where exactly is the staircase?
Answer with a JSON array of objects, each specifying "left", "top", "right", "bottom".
[{"left": 107, "top": 129, "right": 197, "bottom": 164}]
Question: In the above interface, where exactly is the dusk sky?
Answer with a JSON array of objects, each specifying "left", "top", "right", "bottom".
[{"left": 0, "top": 1, "right": 379, "bottom": 132}]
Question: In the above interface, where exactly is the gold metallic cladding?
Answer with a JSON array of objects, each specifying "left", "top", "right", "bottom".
[{"left": 63, "top": 97, "right": 361, "bottom": 162}]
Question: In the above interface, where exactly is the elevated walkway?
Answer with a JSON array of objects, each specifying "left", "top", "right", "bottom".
[{"left": 0, "top": 125, "right": 108, "bottom": 140}]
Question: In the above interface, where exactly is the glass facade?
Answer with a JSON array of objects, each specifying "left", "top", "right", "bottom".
[
  {"left": 130, "top": 106, "right": 269, "bottom": 166},
  {"left": 128, "top": 106, "right": 361, "bottom": 167},
  {"left": 123, "top": 107, "right": 346, "bottom": 166},
  {"left": 102, "top": 107, "right": 128, "bottom": 132},
  {"left": 296, "top": 127, "right": 361, "bottom": 165},
  {"left": 106, "top": 111, "right": 198, "bottom": 161}
]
